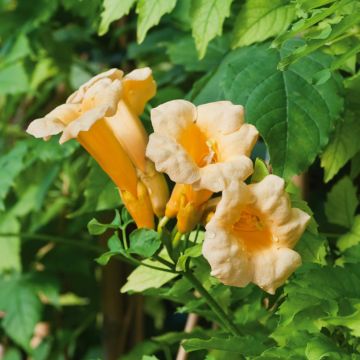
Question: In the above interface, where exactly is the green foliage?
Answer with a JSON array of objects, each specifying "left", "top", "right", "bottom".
[
  {"left": 251, "top": 158, "right": 270, "bottom": 183},
  {"left": 87, "top": 210, "right": 121, "bottom": 235},
  {"left": 338, "top": 216, "right": 360, "bottom": 251},
  {"left": 128, "top": 229, "right": 162, "bottom": 257},
  {"left": 325, "top": 176, "right": 358, "bottom": 229},
  {"left": 222, "top": 41, "right": 343, "bottom": 178},
  {"left": 0, "top": 275, "right": 43, "bottom": 351},
  {"left": 190, "top": 0, "right": 233, "bottom": 59},
  {"left": 121, "top": 261, "right": 178, "bottom": 293},
  {"left": 99, "top": 0, "right": 136, "bottom": 36},
  {"left": 183, "top": 334, "right": 266, "bottom": 355},
  {"left": 136, "top": 0, "right": 177, "bottom": 43},
  {"left": 232, "top": 0, "right": 295, "bottom": 48},
  {"left": 0, "top": 142, "right": 28, "bottom": 210},
  {"left": 321, "top": 110, "right": 360, "bottom": 182}
]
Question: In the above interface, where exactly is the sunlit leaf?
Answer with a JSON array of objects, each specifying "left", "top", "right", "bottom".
[
  {"left": 190, "top": 0, "right": 233, "bottom": 59},
  {"left": 98, "top": 0, "right": 136, "bottom": 36},
  {"left": 232, "top": 0, "right": 295, "bottom": 48},
  {"left": 136, "top": 0, "right": 177, "bottom": 43}
]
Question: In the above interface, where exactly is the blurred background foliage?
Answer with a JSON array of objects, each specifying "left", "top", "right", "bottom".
[{"left": 0, "top": 0, "right": 359, "bottom": 359}]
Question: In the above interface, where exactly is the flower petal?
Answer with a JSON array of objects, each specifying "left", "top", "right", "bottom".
[
  {"left": 217, "top": 124, "right": 259, "bottom": 160},
  {"left": 150, "top": 100, "right": 196, "bottom": 140},
  {"left": 81, "top": 78, "right": 122, "bottom": 116},
  {"left": 107, "top": 100, "right": 149, "bottom": 171},
  {"left": 123, "top": 67, "right": 156, "bottom": 115},
  {"left": 193, "top": 155, "right": 254, "bottom": 192},
  {"left": 251, "top": 247, "right": 301, "bottom": 294},
  {"left": 274, "top": 208, "right": 311, "bottom": 248},
  {"left": 208, "top": 180, "right": 254, "bottom": 227},
  {"left": 67, "top": 68, "right": 123, "bottom": 104},
  {"left": 26, "top": 104, "right": 80, "bottom": 139},
  {"left": 146, "top": 133, "right": 200, "bottom": 184},
  {"left": 59, "top": 105, "right": 109, "bottom": 144},
  {"left": 248, "top": 175, "right": 293, "bottom": 224},
  {"left": 196, "top": 101, "right": 244, "bottom": 137},
  {"left": 203, "top": 223, "right": 253, "bottom": 287},
  {"left": 137, "top": 160, "right": 169, "bottom": 217}
]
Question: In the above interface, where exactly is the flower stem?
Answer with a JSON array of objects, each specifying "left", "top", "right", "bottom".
[
  {"left": 173, "top": 231, "right": 183, "bottom": 248},
  {"left": 157, "top": 216, "right": 170, "bottom": 234},
  {"left": 182, "top": 270, "right": 242, "bottom": 337},
  {"left": 121, "top": 226, "right": 129, "bottom": 250}
]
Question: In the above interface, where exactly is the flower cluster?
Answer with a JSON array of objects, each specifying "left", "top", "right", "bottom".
[{"left": 27, "top": 68, "right": 310, "bottom": 294}]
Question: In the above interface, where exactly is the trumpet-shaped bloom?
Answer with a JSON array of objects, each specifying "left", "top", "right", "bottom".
[
  {"left": 165, "top": 184, "right": 212, "bottom": 233},
  {"left": 146, "top": 100, "right": 258, "bottom": 192},
  {"left": 146, "top": 100, "right": 257, "bottom": 232},
  {"left": 203, "top": 175, "right": 310, "bottom": 294},
  {"left": 27, "top": 68, "right": 168, "bottom": 228}
]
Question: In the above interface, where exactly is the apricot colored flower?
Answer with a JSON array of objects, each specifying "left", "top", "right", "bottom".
[
  {"left": 146, "top": 100, "right": 257, "bottom": 192},
  {"left": 203, "top": 175, "right": 310, "bottom": 294},
  {"left": 27, "top": 68, "right": 169, "bottom": 228},
  {"left": 146, "top": 100, "right": 258, "bottom": 233}
]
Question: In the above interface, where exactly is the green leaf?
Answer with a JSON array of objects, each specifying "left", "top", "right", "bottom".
[
  {"left": 321, "top": 110, "right": 360, "bottom": 182},
  {"left": 278, "top": 10, "right": 360, "bottom": 70},
  {"left": 122, "top": 340, "right": 161, "bottom": 360},
  {"left": 350, "top": 151, "right": 360, "bottom": 180},
  {"left": 183, "top": 335, "right": 266, "bottom": 355},
  {"left": 0, "top": 213, "right": 21, "bottom": 273},
  {"left": 232, "top": 0, "right": 295, "bottom": 48},
  {"left": 121, "top": 261, "right": 178, "bottom": 293},
  {"left": 87, "top": 210, "right": 121, "bottom": 235},
  {"left": 325, "top": 304, "right": 360, "bottom": 338},
  {"left": 136, "top": 0, "right": 177, "bottom": 43},
  {"left": 70, "top": 160, "right": 121, "bottom": 217},
  {"left": 0, "top": 142, "right": 28, "bottom": 210},
  {"left": 222, "top": 41, "right": 343, "bottom": 178},
  {"left": 325, "top": 176, "right": 358, "bottom": 229},
  {"left": 295, "top": 231, "right": 326, "bottom": 264},
  {"left": 0, "top": 276, "right": 42, "bottom": 351},
  {"left": 251, "top": 158, "right": 270, "bottom": 183},
  {"left": 177, "top": 244, "right": 202, "bottom": 270},
  {"left": 2, "top": 348, "right": 22, "bottom": 360},
  {"left": 167, "top": 35, "right": 230, "bottom": 72},
  {"left": 337, "top": 215, "right": 360, "bottom": 251},
  {"left": 98, "top": 0, "right": 136, "bottom": 36},
  {"left": 0, "top": 34, "right": 31, "bottom": 67},
  {"left": 305, "top": 334, "right": 350, "bottom": 360},
  {"left": 191, "top": 0, "right": 233, "bottom": 59},
  {"left": 129, "top": 229, "right": 162, "bottom": 257},
  {"left": 287, "top": 186, "right": 318, "bottom": 235},
  {"left": 0, "top": 62, "right": 29, "bottom": 95},
  {"left": 273, "top": 263, "right": 360, "bottom": 347}
]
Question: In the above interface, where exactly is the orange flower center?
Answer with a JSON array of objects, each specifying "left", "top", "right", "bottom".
[
  {"left": 178, "top": 123, "right": 218, "bottom": 167},
  {"left": 232, "top": 208, "right": 272, "bottom": 252}
]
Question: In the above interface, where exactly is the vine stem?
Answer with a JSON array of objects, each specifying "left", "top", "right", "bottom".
[{"left": 182, "top": 270, "right": 242, "bottom": 337}]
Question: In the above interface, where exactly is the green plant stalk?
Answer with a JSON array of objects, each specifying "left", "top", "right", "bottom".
[
  {"left": 183, "top": 270, "right": 242, "bottom": 337},
  {"left": 331, "top": 43, "right": 360, "bottom": 70},
  {"left": 121, "top": 226, "right": 129, "bottom": 250},
  {"left": 173, "top": 231, "right": 183, "bottom": 248},
  {"left": 272, "top": 0, "right": 354, "bottom": 47},
  {"left": 157, "top": 216, "right": 170, "bottom": 234}
]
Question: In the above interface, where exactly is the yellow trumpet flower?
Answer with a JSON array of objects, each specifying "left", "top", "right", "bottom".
[
  {"left": 203, "top": 175, "right": 311, "bottom": 294},
  {"left": 27, "top": 68, "right": 169, "bottom": 229},
  {"left": 146, "top": 100, "right": 258, "bottom": 232}
]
